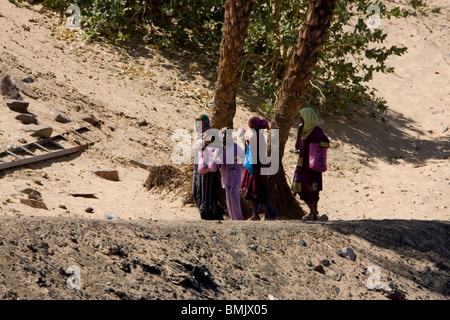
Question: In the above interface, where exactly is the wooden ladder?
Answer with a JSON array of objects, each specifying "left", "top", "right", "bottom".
[{"left": 0, "top": 126, "right": 96, "bottom": 171}]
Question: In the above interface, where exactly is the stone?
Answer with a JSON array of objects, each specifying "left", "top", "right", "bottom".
[
  {"left": 16, "top": 186, "right": 41, "bottom": 198},
  {"left": 11, "top": 77, "right": 39, "bottom": 99},
  {"left": 0, "top": 73, "right": 22, "bottom": 99},
  {"left": 119, "top": 260, "right": 131, "bottom": 273},
  {"left": 331, "top": 272, "right": 342, "bottom": 282},
  {"left": 28, "top": 190, "right": 43, "bottom": 201},
  {"left": 212, "top": 236, "right": 220, "bottom": 243},
  {"left": 20, "top": 198, "right": 48, "bottom": 210},
  {"left": 311, "top": 257, "right": 325, "bottom": 273},
  {"left": 85, "top": 207, "right": 94, "bottom": 213},
  {"left": 15, "top": 113, "right": 38, "bottom": 124},
  {"left": 342, "top": 247, "right": 357, "bottom": 261},
  {"left": 443, "top": 125, "right": 449, "bottom": 134},
  {"left": 6, "top": 99, "right": 29, "bottom": 113},
  {"left": 15, "top": 186, "right": 43, "bottom": 201},
  {"left": 130, "top": 157, "right": 155, "bottom": 170},
  {"left": 22, "top": 76, "right": 34, "bottom": 84},
  {"left": 53, "top": 109, "right": 71, "bottom": 123},
  {"left": 21, "top": 125, "right": 53, "bottom": 138},
  {"left": 380, "top": 282, "right": 395, "bottom": 294},
  {"left": 80, "top": 114, "right": 98, "bottom": 125},
  {"left": 317, "top": 255, "right": 331, "bottom": 266},
  {"left": 92, "top": 169, "right": 119, "bottom": 181},
  {"left": 138, "top": 119, "right": 148, "bottom": 127},
  {"left": 159, "top": 83, "right": 172, "bottom": 91}
]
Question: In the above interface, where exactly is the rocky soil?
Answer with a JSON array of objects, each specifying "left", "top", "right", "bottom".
[
  {"left": 0, "top": 216, "right": 449, "bottom": 300},
  {"left": 0, "top": 0, "right": 448, "bottom": 301}
]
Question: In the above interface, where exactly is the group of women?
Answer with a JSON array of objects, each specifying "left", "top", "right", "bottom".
[{"left": 192, "top": 107, "right": 330, "bottom": 221}]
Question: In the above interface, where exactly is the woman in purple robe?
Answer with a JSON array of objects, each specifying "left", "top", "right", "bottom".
[
  {"left": 220, "top": 128, "right": 244, "bottom": 220},
  {"left": 292, "top": 108, "right": 330, "bottom": 221}
]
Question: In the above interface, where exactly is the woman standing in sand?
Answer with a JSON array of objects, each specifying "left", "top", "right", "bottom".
[
  {"left": 292, "top": 107, "right": 330, "bottom": 221},
  {"left": 219, "top": 128, "right": 244, "bottom": 220},
  {"left": 192, "top": 114, "right": 224, "bottom": 220},
  {"left": 240, "top": 116, "right": 269, "bottom": 221}
]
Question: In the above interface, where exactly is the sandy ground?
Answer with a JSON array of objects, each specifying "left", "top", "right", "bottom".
[{"left": 0, "top": 1, "right": 448, "bottom": 301}]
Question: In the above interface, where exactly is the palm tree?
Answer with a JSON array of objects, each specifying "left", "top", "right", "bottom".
[
  {"left": 211, "top": 0, "right": 336, "bottom": 219},
  {"left": 269, "top": 0, "right": 337, "bottom": 219},
  {"left": 211, "top": 0, "right": 254, "bottom": 130}
]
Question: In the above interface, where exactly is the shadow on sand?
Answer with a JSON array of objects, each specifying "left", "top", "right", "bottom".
[
  {"left": 82, "top": 34, "right": 450, "bottom": 170},
  {"left": 320, "top": 104, "right": 449, "bottom": 167}
]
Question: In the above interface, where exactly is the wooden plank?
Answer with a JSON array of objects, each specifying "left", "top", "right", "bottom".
[{"left": 0, "top": 145, "right": 84, "bottom": 171}]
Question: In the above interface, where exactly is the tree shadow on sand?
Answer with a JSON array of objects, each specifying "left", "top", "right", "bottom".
[
  {"left": 324, "top": 219, "right": 450, "bottom": 297},
  {"left": 319, "top": 104, "right": 449, "bottom": 167},
  {"left": 113, "top": 37, "right": 450, "bottom": 169},
  {"left": 115, "top": 38, "right": 272, "bottom": 113}
]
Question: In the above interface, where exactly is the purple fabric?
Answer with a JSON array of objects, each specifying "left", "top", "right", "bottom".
[
  {"left": 260, "top": 119, "right": 270, "bottom": 130},
  {"left": 222, "top": 169, "right": 243, "bottom": 220},
  {"left": 240, "top": 167, "right": 269, "bottom": 203},
  {"left": 248, "top": 116, "right": 262, "bottom": 129},
  {"left": 220, "top": 143, "right": 243, "bottom": 220},
  {"left": 292, "top": 126, "right": 330, "bottom": 193}
]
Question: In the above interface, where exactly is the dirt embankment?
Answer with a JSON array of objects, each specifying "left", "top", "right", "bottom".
[
  {"left": 0, "top": 216, "right": 449, "bottom": 300},
  {"left": 0, "top": 1, "right": 449, "bottom": 301}
]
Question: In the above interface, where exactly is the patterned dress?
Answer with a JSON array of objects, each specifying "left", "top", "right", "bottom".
[
  {"left": 292, "top": 126, "right": 330, "bottom": 201},
  {"left": 240, "top": 132, "right": 269, "bottom": 204},
  {"left": 192, "top": 148, "right": 225, "bottom": 221}
]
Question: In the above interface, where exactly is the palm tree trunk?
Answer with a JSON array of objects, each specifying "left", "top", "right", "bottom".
[
  {"left": 269, "top": 0, "right": 336, "bottom": 219},
  {"left": 211, "top": 0, "right": 254, "bottom": 130}
]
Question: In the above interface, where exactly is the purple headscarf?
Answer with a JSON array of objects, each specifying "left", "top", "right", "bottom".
[
  {"left": 260, "top": 119, "right": 270, "bottom": 130},
  {"left": 248, "top": 116, "right": 262, "bottom": 130}
]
